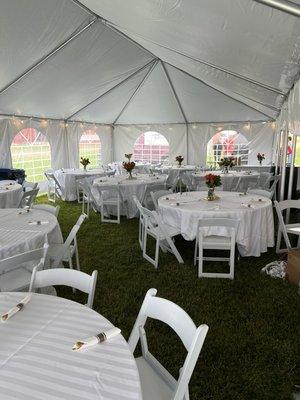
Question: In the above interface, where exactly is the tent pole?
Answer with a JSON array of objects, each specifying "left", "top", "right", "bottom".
[
  {"left": 66, "top": 59, "right": 157, "bottom": 120},
  {"left": 286, "top": 134, "right": 297, "bottom": 221},
  {"left": 253, "top": 0, "right": 300, "bottom": 17},
  {"left": 0, "top": 19, "right": 97, "bottom": 96},
  {"left": 164, "top": 63, "right": 275, "bottom": 119},
  {"left": 161, "top": 62, "right": 188, "bottom": 124},
  {"left": 111, "top": 125, "right": 115, "bottom": 162},
  {"left": 279, "top": 127, "right": 289, "bottom": 201},
  {"left": 113, "top": 60, "right": 158, "bottom": 124},
  {"left": 274, "top": 129, "right": 282, "bottom": 174}
]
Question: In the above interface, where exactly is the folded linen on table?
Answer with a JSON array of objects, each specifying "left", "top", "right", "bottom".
[
  {"left": 72, "top": 327, "right": 121, "bottom": 351},
  {"left": 1, "top": 293, "right": 32, "bottom": 322}
]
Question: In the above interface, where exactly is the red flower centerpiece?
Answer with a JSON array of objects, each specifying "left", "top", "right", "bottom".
[
  {"left": 176, "top": 155, "right": 184, "bottom": 167},
  {"left": 123, "top": 153, "right": 136, "bottom": 180},
  {"left": 257, "top": 153, "right": 265, "bottom": 166},
  {"left": 205, "top": 173, "right": 222, "bottom": 201}
]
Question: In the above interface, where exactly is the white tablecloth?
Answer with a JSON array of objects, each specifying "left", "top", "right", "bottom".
[
  {"left": 55, "top": 169, "right": 106, "bottom": 201},
  {"left": 158, "top": 191, "right": 274, "bottom": 257},
  {"left": 93, "top": 174, "right": 166, "bottom": 218},
  {"left": 0, "top": 292, "right": 142, "bottom": 400},
  {"left": 192, "top": 171, "right": 260, "bottom": 191},
  {"left": 0, "top": 209, "right": 63, "bottom": 260},
  {"left": 154, "top": 165, "right": 196, "bottom": 185},
  {"left": 0, "top": 180, "right": 23, "bottom": 208}
]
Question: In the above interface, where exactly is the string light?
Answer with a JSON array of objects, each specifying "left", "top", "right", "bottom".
[
  {"left": 217, "top": 126, "right": 223, "bottom": 131},
  {"left": 271, "top": 121, "right": 276, "bottom": 130},
  {"left": 192, "top": 124, "right": 197, "bottom": 129},
  {"left": 244, "top": 122, "right": 251, "bottom": 131}
]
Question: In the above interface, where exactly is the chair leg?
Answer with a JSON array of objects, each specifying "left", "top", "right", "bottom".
[
  {"left": 229, "top": 249, "right": 235, "bottom": 279},
  {"left": 198, "top": 243, "right": 203, "bottom": 278},
  {"left": 75, "top": 246, "right": 80, "bottom": 271},
  {"left": 194, "top": 238, "right": 198, "bottom": 266},
  {"left": 165, "top": 235, "right": 184, "bottom": 263},
  {"left": 276, "top": 229, "right": 282, "bottom": 253},
  {"left": 154, "top": 238, "right": 160, "bottom": 269}
]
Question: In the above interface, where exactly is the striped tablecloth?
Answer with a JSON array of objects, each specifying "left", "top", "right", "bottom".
[
  {"left": 0, "top": 209, "right": 63, "bottom": 260},
  {"left": 0, "top": 180, "right": 23, "bottom": 208},
  {"left": 0, "top": 292, "right": 142, "bottom": 400}
]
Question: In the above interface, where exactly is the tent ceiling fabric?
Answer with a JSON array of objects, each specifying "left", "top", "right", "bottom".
[{"left": 0, "top": 0, "right": 299, "bottom": 124}]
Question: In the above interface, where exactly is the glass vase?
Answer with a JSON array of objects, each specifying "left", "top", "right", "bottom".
[{"left": 207, "top": 187, "right": 215, "bottom": 201}]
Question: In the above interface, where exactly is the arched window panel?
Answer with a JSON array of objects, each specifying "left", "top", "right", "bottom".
[
  {"left": 11, "top": 128, "right": 51, "bottom": 182},
  {"left": 79, "top": 130, "right": 101, "bottom": 168},
  {"left": 133, "top": 131, "right": 169, "bottom": 164},
  {"left": 207, "top": 130, "right": 249, "bottom": 167}
]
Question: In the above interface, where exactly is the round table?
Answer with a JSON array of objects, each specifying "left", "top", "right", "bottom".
[
  {"left": 0, "top": 208, "right": 63, "bottom": 260},
  {"left": 158, "top": 191, "right": 274, "bottom": 257},
  {"left": 192, "top": 171, "right": 260, "bottom": 191},
  {"left": 0, "top": 180, "right": 23, "bottom": 208},
  {"left": 93, "top": 173, "right": 166, "bottom": 218},
  {"left": 0, "top": 292, "right": 142, "bottom": 400},
  {"left": 55, "top": 168, "right": 107, "bottom": 201}
]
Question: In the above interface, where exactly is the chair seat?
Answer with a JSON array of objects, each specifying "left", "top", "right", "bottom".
[
  {"left": 47, "top": 244, "right": 75, "bottom": 264},
  {"left": 148, "top": 224, "right": 181, "bottom": 240},
  {"left": 102, "top": 198, "right": 119, "bottom": 205},
  {"left": 286, "top": 224, "right": 300, "bottom": 235},
  {"left": 136, "top": 357, "right": 174, "bottom": 400},
  {"left": 202, "top": 235, "right": 231, "bottom": 250}
]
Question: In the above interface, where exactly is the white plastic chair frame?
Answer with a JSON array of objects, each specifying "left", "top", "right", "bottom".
[
  {"left": 30, "top": 268, "right": 98, "bottom": 309},
  {"left": 23, "top": 181, "right": 38, "bottom": 191},
  {"left": 142, "top": 182, "right": 166, "bottom": 209},
  {"left": 194, "top": 218, "right": 239, "bottom": 279},
  {"left": 0, "top": 244, "right": 48, "bottom": 292},
  {"left": 78, "top": 178, "right": 99, "bottom": 217},
  {"left": 274, "top": 200, "right": 300, "bottom": 253},
  {"left": 128, "top": 288, "right": 209, "bottom": 400},
  {"left": 150, "top": 189, "right": 173, "bottom": 211},
  {"left": 44, "top": 171, "right": 63, "bottom": 203},
  {"left": 139, "top": 204, "right": 183, "bottom": 268},
  {"left": 33, "top": 204, "right": 60, "bottom": 217},
  {"left": 47, "top": 214, "right": 87, "bottom": 270},
  {"left": 97, "top": 184, "right": 122, "bottom": 224},
  {"left": 18, "top": 188, "right": 39, "bottom": 208}
]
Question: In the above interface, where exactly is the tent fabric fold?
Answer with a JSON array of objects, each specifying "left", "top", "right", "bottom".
[{"left": 0, "top": 0, "right": 299, "bottom": 124}]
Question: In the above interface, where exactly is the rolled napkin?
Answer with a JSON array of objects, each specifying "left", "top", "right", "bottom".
[
  {"left": 1, "top": 294, "right": 32, "bottom": 322},
  {"left": 72, "top": 327, "right": 121, "bottom": 351}
]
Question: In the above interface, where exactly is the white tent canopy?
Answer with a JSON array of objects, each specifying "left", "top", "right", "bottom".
[{"left": 0, "top": 0, "right": 299, "bottom": 169}]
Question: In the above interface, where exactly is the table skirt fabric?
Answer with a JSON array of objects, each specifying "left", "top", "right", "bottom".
[{"left": 158, "top": 191, "right": 274, "bottom": 257}]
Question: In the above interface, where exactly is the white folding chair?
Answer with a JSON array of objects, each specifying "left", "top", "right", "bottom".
[
  {"left": 29, "top": 268, "right": 98, "bottom": 309},
  {"left": 247, "top": 188, "right": 273, "bottom": 199},
  {"left": 150, "top": 189, "right": 173, "bottom": 211},
  {"left": 44, "top": 170, "right": 63, "bottom": 202},
  {"left": 267, "top": 175, "right": 281, "bottom": 201},
  {"left": 256, "top": 172, "right": 273, "bottom": 189},
  {"left": 139, "top": 204, "right": 183, "bottom": 268},
  {"left": 0, "top": 244, "right": 48, "bottom": 292},
  {"left": 23, "top": 181, "right": 38, "bottom": 191},
  {"left": 18, "top": 188, "right": 39, "bottom": 208},
  {"left": 142, "top": 182, "right": 166, "bottom": 210},
  {"left": 97, "top": 185, "right": 123, "bottom": 224},
  {"left": 46, "top": 214, "right": 87, "bottom": 270},
  {"left": 180, "top": 172, "right": 194, "bottom": 191},
  {"left": 128, "top": 288, "right": 209, "bottom": 400},
  {"left": 194, "top": 218, "right": 239, "bottom": 279},
  {"left": 233, "top": 175, "right": 259, "bottom": 193},
  {"left": 33, "top": 204, "right": 60, "bottom": 217},
  {"left": 78, "top": 177, "right": 100, "bottom": 217},
  {"left": 274, "top": 200, "right": 300, "bottom": 253}
]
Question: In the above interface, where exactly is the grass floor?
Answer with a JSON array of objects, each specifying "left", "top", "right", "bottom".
[{"left": 38, "top": 195, "right": 300, "bottom": 400}]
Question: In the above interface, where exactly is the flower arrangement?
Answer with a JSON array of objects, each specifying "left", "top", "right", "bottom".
[
  {"left": 205, "top": 173, "right": 222, "bottom": 201},
  {"left": 218, "top": 156, "right": 235, "bottom": 169},
  {"left": 80, "top": 157, "right": 90, "bottom": 171},
  {"left": 257, "top": 153, "right": 265, "bottom": 165},
  {"left": 123, "top": 153, "right": 135, "bottom": 179},
  {"left": 176, "top": 155, "right": 184, "bottom": 167}
]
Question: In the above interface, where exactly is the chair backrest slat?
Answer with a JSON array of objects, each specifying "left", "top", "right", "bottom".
[{"left": 30, "top": 268, "right": 98, "bottom": 308}]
